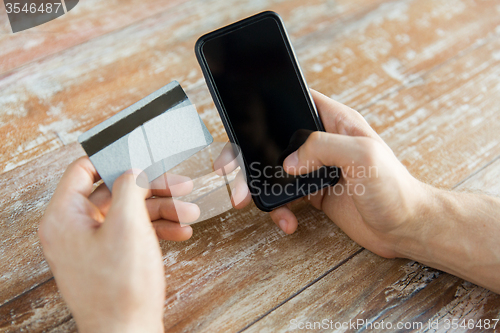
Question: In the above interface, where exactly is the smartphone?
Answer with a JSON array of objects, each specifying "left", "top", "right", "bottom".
[{"left": 195, "top": 11, "right": 340, "bottom": 212}]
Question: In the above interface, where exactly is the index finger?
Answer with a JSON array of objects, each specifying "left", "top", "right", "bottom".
[{"left": 311, "top": 89, "right": 383, "bottom": 143}]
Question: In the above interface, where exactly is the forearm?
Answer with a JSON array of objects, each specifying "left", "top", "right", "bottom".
[{"left": 396, "top": 185, "right": 500, "bottom": 293}]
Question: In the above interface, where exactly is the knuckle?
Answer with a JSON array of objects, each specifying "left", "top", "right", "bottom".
[
  {"left": 67, "top": 156, "right": 87, "bottom": 173},
  {"left": 308, "top": 131, "right": 323, "bottom": 143},
  {"left": 38, "top": 217, "right": 52, "bottom": 249},
  {"left": 302, "top": 131, "right": 322, "bottom": 154},
  {"left": 355, "top": 137, "right": 381, "bottom": 166}
]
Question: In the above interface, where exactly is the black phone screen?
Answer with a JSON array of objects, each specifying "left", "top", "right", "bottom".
[{"left": 199, "top": 13, "right": 338, "bottom": 209}]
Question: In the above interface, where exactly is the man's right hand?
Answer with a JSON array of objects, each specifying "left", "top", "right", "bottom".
[
  {"left": 279, "top": 89, "right": 429, "bottom": 258},
  {"left": 218, "top": 89, "right": 431, "bottom": 259}
]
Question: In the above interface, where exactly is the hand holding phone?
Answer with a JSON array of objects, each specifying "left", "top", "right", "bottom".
[{"left": 214, "top": 87, "right": 426, "bottom": 260}]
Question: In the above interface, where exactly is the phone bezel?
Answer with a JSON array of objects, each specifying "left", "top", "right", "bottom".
[{"left": 195, "top": 11, "right": 339, "bottom": 212}]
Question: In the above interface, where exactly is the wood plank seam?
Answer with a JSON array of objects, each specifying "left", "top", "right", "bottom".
[
  {"left": 452, "top": 154, "right": 500, "bottom": 190},
  {"left": 0, "top": 276, "right": 54, "bottom": 311},
  {"left": 47, "top": 313, "right": 73, "bottom": 332},
  {"left": 53, "top": 132, "right": 67, "bottom": 147},
  {"left": 239, "top": 248, "right": 365, "bottom": 332}
]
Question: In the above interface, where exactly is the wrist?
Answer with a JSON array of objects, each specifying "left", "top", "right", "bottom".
[{"left": 390, "top": 182, "right": 448, "bottom": 262}]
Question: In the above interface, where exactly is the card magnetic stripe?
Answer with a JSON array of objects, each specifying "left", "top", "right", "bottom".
[
  {"left": 79, "top": 81, "right": 188, "bottom": 157},
  {"left": 78, "top": 81, "right": 213, "bottom": 190}
]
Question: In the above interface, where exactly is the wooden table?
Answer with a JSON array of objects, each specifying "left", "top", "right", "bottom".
[{"left": 1, "top": 0, "right": 500, "bottom": 332}]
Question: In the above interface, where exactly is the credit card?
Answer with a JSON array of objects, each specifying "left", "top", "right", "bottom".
[{"left": 78, "top": 81, "right": 213, "bottom": 190}]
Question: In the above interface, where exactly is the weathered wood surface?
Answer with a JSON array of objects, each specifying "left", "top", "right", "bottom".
[
  {"left": 1, "top": 0, "right": 500, "bottom": 332},
  {"left": 0, "top": 0, "right": 191, "bottom": 74},
  {"left": 0, "top": 144, "right": 84, "bottom": 305},
  {"left": 364, "top": 36, "right": 500, "bottom": 188}
]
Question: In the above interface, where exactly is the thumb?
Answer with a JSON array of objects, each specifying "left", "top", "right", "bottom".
[
  {"left": 102, "top": 171, "right": 151, "bottom": 233},
  {"left": 282, "top": 131, "right": 380, "bottom": 176}
]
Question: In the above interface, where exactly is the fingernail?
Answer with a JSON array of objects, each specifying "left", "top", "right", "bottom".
[
  {"left": 279, "top": 219, "right": 287, "bottom": 233},
  {"left": 283, "top": 151, "right": 299, "bottom": 167},
  {"left": 231, "top": 185, "right": 238, "bottom": 202},
  {"left": 174, "top": 201, "right": 200, "bottom": 224}
]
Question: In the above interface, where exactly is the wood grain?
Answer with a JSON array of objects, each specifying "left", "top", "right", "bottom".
[
  {"left": 0, "top": 279, "right": 71, "bottom": 332},
  {"left": 0, "top": 0, "right": 191, "bottom": 74},
  {"left": 362, "top": 36, "right": 500, "bottom": 187},
  {"left": 0, "top": 143, "right": 85, "bottom": 306},
  {"left": 300, "top": 0, "right": 500, "bottom": 111},
  {"left": 0, "top": 0, "right": 389, "bottom": 75}
]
